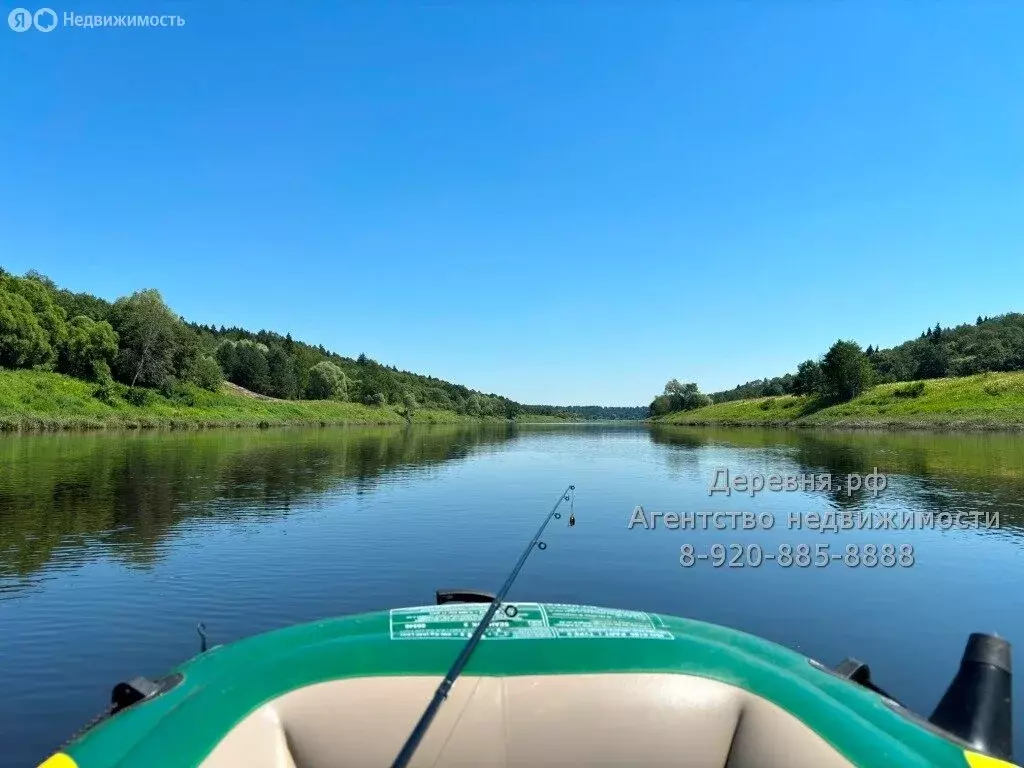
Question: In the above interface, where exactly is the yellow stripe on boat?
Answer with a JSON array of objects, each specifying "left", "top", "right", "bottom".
[
  {"left": 38, "top": 755, "right": 78, "bottom": 768},
  {"left": 964, "top": 750, "right": 1022, "bottom": 768}
]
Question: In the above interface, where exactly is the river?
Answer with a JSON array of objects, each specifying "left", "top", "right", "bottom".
[{"left": 1, "top": 424, "right": 1022, "bottom": 766}]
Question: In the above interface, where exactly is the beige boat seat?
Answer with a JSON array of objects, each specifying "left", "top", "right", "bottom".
[{"left": 200, "top": 673, "right": 855, "bottom": 767}]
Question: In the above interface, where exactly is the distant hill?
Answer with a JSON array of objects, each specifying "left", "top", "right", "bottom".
[
  {"left": 0, "top": 268, "right": 643, "bottom": 421},
  {"left": 520, "top": 404, "right": 648, "bottom": 420},
  {"left": 709, "top": 313, "right": 1024, "bottom": 403},
  {"left": 655, "top": 371, "right": 1024, "bottom": 431}
]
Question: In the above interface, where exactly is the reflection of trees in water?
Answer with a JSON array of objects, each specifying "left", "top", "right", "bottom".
[
  {"left": 5, "top": 424, "right": 1022, "bottom": 590},
  {"left": 0, "top": 425, "right": 519, "bottom": 582},
  {"left": 649, "top": 428, "right": 708, "bottom": 481},
  {"left": 648, "top": 426, "right": 1024, "bottom": 532}
]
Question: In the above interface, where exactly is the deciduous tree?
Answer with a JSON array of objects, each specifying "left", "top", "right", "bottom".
[
  {"left": 59, "top": 316, "right": 118, "bottom": 380},
  {"left": 820, "top": 340, "right": 873, "bottom": 402},
  {"left": 108, "top": 289, "right": 180, "bottom": 387},
  {"left": 266, "top": 345, "right": 298, "bottom": 399},
  {"left": 305, "top": 361, "right": 347, "bottom": 400},
  {"left": 792, "top": 360, "right": 823, "bottom": 395},
  {"left": 0, "top": 288, "right": 51, "bottom": 368}
]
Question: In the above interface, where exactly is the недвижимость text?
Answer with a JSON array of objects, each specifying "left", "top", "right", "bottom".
[{"left": 627, "top": 507, "right": 1001, "bottom": 532}]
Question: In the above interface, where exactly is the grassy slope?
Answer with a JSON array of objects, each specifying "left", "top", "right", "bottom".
[
  {"left": 0, "top": 370, "right": 573, "bottom": 431},
  {"left": 655, "top": 372, "right": 1024, "bottom": 430}
]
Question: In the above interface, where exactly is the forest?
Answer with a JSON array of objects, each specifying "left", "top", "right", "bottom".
[
  {"left": 651, "top": 314, "right": 1024, "bottom": 416},
  {"left": 519, "top": 404, "right": 648, "bottom": 420},
  {"left": 0, "top": 270, "right": 640, "bottom": 420}
]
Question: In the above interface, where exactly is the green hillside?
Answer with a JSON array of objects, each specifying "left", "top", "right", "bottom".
[
  {"left": 0, "top": 369, "right": 574, "bottom": 431},
  {"left": 655, "top": 372, "right": 1024, "bottom": 430},
  {"left": 0, "top": 269, "right": 636, "bottom": 430}
]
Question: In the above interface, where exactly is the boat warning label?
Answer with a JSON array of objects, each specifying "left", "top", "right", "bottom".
[{"left": 389, "top": 603, "right": 674, "bottom": 640}]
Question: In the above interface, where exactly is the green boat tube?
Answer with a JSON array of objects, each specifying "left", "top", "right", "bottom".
[{"left": 39, "top": 600, "right": 1017, "bottom": 768}]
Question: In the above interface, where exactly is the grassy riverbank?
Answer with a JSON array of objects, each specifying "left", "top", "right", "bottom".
[
  {"left": 0, "top": 370, "right": 574, "bottom": 432},
  {"left": 653, "top": 371, "right": 1024, "bottom": 431}
]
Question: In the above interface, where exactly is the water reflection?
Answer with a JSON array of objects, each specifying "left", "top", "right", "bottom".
[
  {"left": 4, "top": 425, "right": 1024, "bottom": 597},
  {"left": 0, "top": 425, "right": 520, "bottom": 592},
  {"left": 649, "top": 426, "right": 1024, "bottom": 530},
  {"left": 3, "top": 424, "right": 1024, "bottom": 766}
]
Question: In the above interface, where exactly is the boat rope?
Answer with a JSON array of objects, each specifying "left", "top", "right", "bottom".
[{"left": 389, "top": 483, "right": 577, "bottom": 768}]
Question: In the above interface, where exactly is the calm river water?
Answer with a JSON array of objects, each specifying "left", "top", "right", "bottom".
[{"left": 2, "top": 424, "right": 1022, "bottom": 766}]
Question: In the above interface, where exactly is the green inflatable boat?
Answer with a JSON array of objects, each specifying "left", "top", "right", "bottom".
[
  {"left": 38, "top": 487, "right": 1017, "bottom": 768},
  {"left": 38, "top": 597, "right": 1017, "bottom": 768}
]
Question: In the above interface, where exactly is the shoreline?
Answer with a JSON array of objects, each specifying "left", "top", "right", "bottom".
[
  {"left": 649, "top": 372, "right": 1024, "bottom": 434},
  {"left": 0, "top": 370, "right": 577, "bottom": 434},
  {"left": 649, "top": 417, "right": 1024, "bottom": 433},
  {"left": 0, "top": 415, "right": 529, "bottom": 434},
  {"left": 7, "top": 412, "right": 1021, "bottom": 435},
  {"left": 0, "top": 410, "right": 579, "bottom": 434},
  {"left": 8, "top": 369, "right": 1024, "bottom": 435}
]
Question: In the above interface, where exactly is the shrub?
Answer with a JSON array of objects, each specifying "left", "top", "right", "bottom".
[
  {"left": 160, "top": 376, "right": 179, "bottom": 398},
  {"left": 91, "top": 358, "right": 113, "bottom": 385},
  {"left": 305, "top": 361, "right": 347, "bottom": 400},
  {"left": 194, "top": 355, "right": 224, "bottom": 392},
  {"left": 94, "top": 380, "right": 120, "bottom": 405},
  {"left": 123, "top": 386, "right": 153, "bottom": 407},
  {"left": 160, "top": 376, "right": 198, "bottom": 406},
  {"left": 893, "top": 381, "right": 926, "bottom": 398}
]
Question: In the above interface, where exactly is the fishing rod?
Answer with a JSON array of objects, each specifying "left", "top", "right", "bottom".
[{"left": 389, "top": 484, "right": 577, "bottom": 768}]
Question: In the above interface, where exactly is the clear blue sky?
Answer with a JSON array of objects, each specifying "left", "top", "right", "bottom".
[{"left": 3, "top": 3, "right": 1022, "bottom": 406}]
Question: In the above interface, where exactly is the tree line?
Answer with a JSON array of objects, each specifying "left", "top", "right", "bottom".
[
  {"left": 0, "top": 270, "right": 231, "bottom": 405},
  {"left": 197, "top": 323, "right": 527, "bottom": 418},
  {"left": 651, "top": 312, "right": 1024, "bottom": 416},
  {"left": 0, "top": 269, "right": 526, "bottom": 415},
  {"left": 0, "top": 269, "right": 649, "bottom": 419},
  {"left": 519, "top": 404, "right": 648, "bottom": 420}
]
